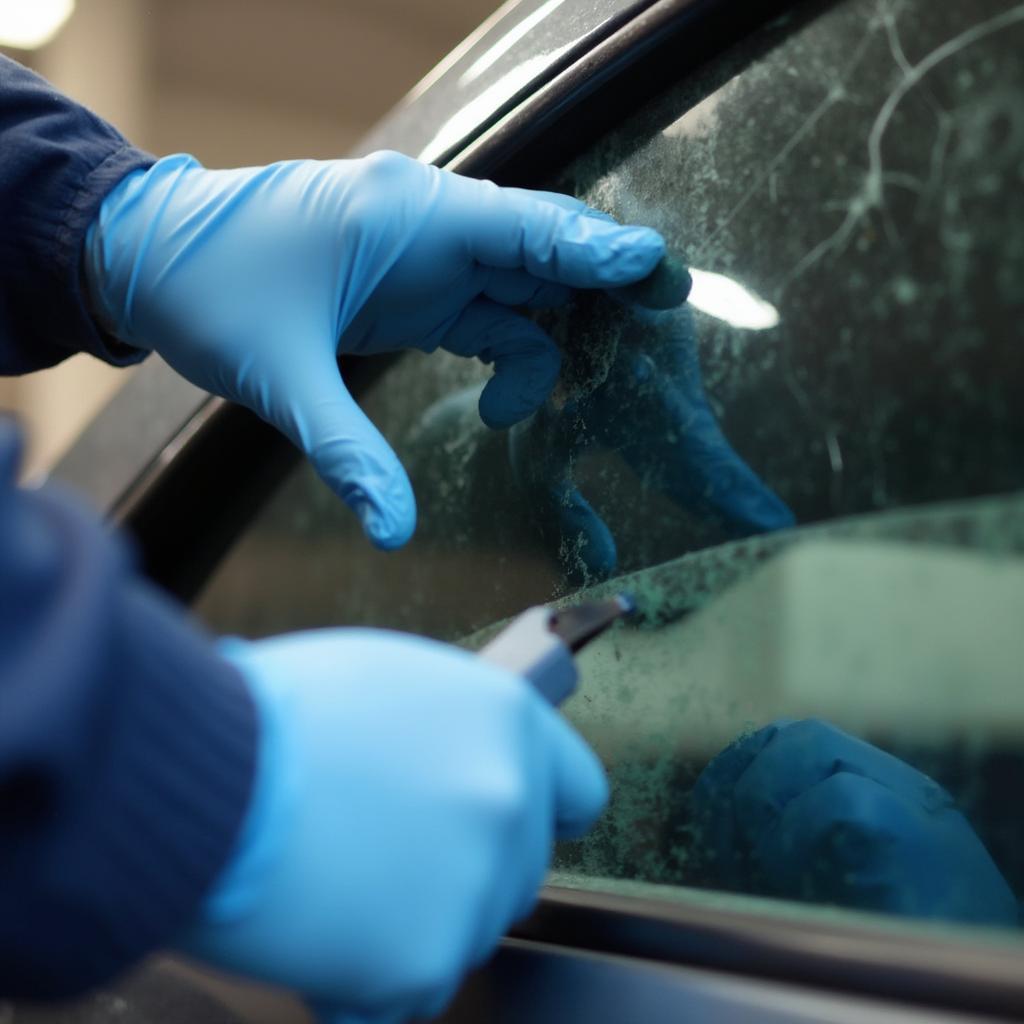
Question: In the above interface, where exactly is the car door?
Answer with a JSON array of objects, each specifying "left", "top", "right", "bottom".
[{"left": 50, "top": 0, "right": 1024, "bottom": 1019}]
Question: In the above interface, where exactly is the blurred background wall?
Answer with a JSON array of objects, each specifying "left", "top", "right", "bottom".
[{"left": 0, "top": 0, "right": 497, "bottom": 476}]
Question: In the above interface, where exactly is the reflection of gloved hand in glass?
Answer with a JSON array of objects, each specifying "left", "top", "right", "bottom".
[
  {"left": 692, "top": 718, "right": 1017, "bottom": 925},
  {"left": 85, "top": 151, "right": 664, "bottom": 550},
  {"left": 181, "top": 630, "right": 608, "bottom": 1024},
  {"left": 508, "top": 290, "right": 794, "bottom": 581}
]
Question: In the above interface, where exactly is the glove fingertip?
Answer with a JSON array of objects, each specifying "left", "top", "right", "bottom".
[
  {"left": 478, "top": 392, "right": 532, "bottom": 430},
  {"left": 477, "top": 389, "right": 519, "bottom": 430},
  {"left": 353, "top": 493, "right": 417, "bottom": 550},
  {"left": 549, "top": 719, "right": 609, "bottom": 840},
  {"left": 587, "top": 225, "right": 666, "bottom": 287},
  {"left": 610, "top": 254, "right": 693, "bottom": 310},
  {"left": 478, "top": 363, "right": 557, "bottom": 430},
  {"left": 309, "top": 436, "right": 417, "bottom": 549},
  {"left": 555, "top": 762, "right": 609, "bottom": 839},
  {"left": 555, "top": 488, "right": 617, "bottom": 582}
]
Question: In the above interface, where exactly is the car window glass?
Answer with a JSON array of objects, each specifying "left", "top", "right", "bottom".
[{"left": 196, "top": 0, "right": 1024, "bottom": 938}]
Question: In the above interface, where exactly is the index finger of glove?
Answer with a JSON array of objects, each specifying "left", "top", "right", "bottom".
[
  {"left": 500, "top": 187, "right": 618, "bottom": 222},
  {"left": 467, "top": 184, "right": 665, "bottom": 289}
]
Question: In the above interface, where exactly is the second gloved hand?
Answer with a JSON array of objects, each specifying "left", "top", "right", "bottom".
[
  {"left": 180, "top": 629, "right": 608, "bottom": 1022},
  {"left": 85, "top": 152, "right": 664, "bottom": 550}
]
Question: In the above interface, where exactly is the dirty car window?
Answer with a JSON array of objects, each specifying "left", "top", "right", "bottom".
[{"left": 196, "top": 0, "right": 1024, "bottom": 935}]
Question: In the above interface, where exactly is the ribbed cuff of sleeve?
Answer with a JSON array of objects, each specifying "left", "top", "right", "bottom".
[
  {"left": 5, "top": 140, "right": 155, "bottom": 374},
  {"left": 0, "top": 54, "right": 155, "bottom": 372},
  {"left": 59, "top": 145, "right": 156, "bottom": 368}
]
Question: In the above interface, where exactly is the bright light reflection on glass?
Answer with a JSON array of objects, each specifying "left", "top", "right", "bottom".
[
  {"left": 0, "top": 0, "right": 74, "bottom": 49},
  {"left": 405, "top": 0, "right": 521, "bottom": 103},
  {"left": 687, "top": 268, "right": 780, "bottom": 330},
  {"left": 460, "top": 0, "right": 568, "bottom": 85},
  {"left": 418, "top": 46, "right": 570, "bottom": 164}
]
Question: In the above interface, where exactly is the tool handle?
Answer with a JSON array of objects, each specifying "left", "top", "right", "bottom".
[{"left": 479, "top": 607, "right": 578, "bottom": 706}]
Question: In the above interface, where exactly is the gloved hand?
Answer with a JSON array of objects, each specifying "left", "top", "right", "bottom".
[
  {"left": 692, "top": 718, "right": 1017, "bottom": 925},
  {"left": 85, "top": 151, "right": 665, "bottom": 550},
  {"left": 509, "top": 298, "right": 794, "bottom": 582},
  {"left": 180, "top": 629, "right": 608, "bottom": 1023}
]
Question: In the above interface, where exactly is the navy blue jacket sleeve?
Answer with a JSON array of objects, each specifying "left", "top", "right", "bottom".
[
  {"left": 0, "top": 59, "right": 259, "bottom": 998},
  {"left": 0, "top": 418, "right": 258, "bottom": 999},
  {"left": 0, "top": 54, "right": 260, "bottom": 991},
  {"left": 0, "top": 54, "right": 154, "bottom": 373}
]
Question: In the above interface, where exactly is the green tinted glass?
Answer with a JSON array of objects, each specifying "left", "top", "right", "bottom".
[{"left": 197, "top": 0, "right": 1024, "bottom": 934}]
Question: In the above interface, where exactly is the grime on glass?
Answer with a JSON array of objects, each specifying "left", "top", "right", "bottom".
[{"left": 197, "top": 0, "right": 1024, "bottom": 935}]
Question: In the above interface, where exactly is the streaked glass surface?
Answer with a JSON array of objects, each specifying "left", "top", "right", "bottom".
[{"left": 197, "top": 0, "right": 1024, "bottom": 935}]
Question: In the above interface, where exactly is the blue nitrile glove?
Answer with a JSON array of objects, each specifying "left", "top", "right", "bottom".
[
  {"left": 509, "top": 299, "right": 793, "bottom": 582},
  {"left": 85, "top": 151, "right": 665, "bottom": 550},
  {"left": 692, "top": 719, "right": 1017, "bottom": 925},
  {"left": 180, "top": 629, "right": 608, "bottom": 1023}
]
